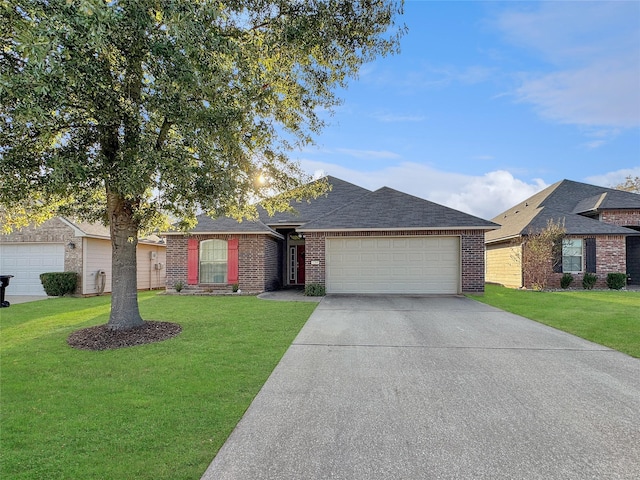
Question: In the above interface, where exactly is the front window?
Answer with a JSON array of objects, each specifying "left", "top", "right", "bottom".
[
  {"left": 200, "top": 239, "right": 227, "bottom": 283},
  {"left": 562, "top": 239, "right": 583, "bottom": 273}
]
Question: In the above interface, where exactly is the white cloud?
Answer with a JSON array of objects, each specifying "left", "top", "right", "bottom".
[
  {"left": 299, "top": 159, "right": 547, "bottom": 219},
  {"left": 584, "top": 166, "right": 640, "bottom": 189},
  {"left": 515, "top": 62, "right": 640, "bottom": 128},
  {"left": 582, "top": 140, "right": 606, "bottom": 150},
  {"left": 496, "top": 2, "right": 640, "bottom": 128}
]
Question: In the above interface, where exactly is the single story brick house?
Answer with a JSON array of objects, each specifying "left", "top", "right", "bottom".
[
  {"left": 485, "top": 179, "right": 640, "bottom": 289},
  {"left": 163, "top": 177, "right": 499, "bottom": 295},
  {"left": 0, "top": 217, "right": 166, "bottom": 296}
]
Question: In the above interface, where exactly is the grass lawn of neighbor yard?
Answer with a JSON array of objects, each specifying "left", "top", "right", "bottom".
[
  {"left": 0, "top": 292, "right": 316, "bottom": 480},
  {"left": 472, "top": 284, "right": 640, "bottom": 358}
]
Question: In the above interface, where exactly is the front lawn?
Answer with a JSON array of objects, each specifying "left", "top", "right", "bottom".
[
  {"left": 0, "top": 292, "right": 316, "bottom": 480},
  {"left": 472, "top": 284, "right": 640, "bottom": 358}
]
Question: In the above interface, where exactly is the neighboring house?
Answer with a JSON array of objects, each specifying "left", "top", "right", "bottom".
[
  {"left": 0, "top": 217, "right": 166, "bottom": 296},
  {"left": 485, "top": 179, "right": 640, "bottom": 289},
  {"left": 163, "top": 176, "right": 499, "bottom": 295}
]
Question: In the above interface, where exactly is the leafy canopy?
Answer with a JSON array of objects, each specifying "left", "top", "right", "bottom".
[{"left": 0, "top": 0, "right": 405, "bottom": 232}]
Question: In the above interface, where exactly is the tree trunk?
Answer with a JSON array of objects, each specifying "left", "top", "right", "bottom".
[{"left": 107, "top": 191, "right": 144, "bottom": 331}]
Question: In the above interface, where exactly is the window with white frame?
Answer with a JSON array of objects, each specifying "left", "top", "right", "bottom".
[
  {"left": 562, "top": 239, "right": 583, "bottom": 273},
  {"left": 200, "top": 239, "right": 227, "bottom": 283}
]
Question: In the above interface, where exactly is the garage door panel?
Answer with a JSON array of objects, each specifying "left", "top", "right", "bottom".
[
  {"left": 0, "top": 244, "right": 65, "bottom": 295},
  {"left": 326, "top": 236, "right": 460, "bottom": 294}
]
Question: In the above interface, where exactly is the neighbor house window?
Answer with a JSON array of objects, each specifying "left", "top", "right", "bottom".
[
  {"left": 200, "top": 239, "right": 227, "bottom": 283},
  {"left": 562, "top": 239, "right": 583, "bottom": 273}
]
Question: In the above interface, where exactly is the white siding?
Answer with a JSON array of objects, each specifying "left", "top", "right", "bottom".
[
  {"left": 83, "top": 238, "right": 112, "bottom": 294},
  {"left": 137, "top": 244, "right": 167, "bottom": 290}
]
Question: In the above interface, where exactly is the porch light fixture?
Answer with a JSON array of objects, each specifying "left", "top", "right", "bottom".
[{"left": 67, "top": 242, "right": 76, "bottom": 249}]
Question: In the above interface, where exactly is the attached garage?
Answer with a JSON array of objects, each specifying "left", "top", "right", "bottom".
[
  {"left": 0, "top": 243, "right": 65, "bottom": 295},
  {"left": 1, "top": 217, "right": 167, "bottom": 297},
  {"left": 326, "top": 236, "right": 460, "bottom": 294}
]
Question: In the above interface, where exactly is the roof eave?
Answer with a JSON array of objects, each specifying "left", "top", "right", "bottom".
[
  {"left": 162, "top": 230, "right": 284, "bottom": 239},
  {"left": 297, "top": 226, "right": 499, "bottom": 233},
  {"left": 485, "top": 234, "right": 523, "bottom": 245}
]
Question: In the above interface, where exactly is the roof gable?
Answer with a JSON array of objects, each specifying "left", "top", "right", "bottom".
[
  {"left": 487, "top": 179, "right": 640, "bottom": 242},
  {"left": 185, "top": 214, "right": 281, "bottom": 237},
  {"left": 298, "top": 187, "right": 499, "bottom": 231},
  {"left": 257, "top": 176, "right": 371, "bottom": 226}
]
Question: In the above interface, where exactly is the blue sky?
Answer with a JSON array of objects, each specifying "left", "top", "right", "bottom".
[{"left": 295, "top": 0, "right": 640, "bottom": 220}]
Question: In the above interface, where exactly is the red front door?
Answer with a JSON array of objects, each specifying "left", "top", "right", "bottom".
[{"left": 296, "top": 245, "right": 305, "bottom": 284}]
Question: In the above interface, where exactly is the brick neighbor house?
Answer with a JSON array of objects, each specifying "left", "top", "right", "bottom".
[
  {"left": 0, "top": 217, "right": 166, "bottom": 296},
  {"left": 485, "top": 179, "right": 640, "bottom": 289},
  {"left": 163, "top": 176, "right": 499, "bottom": 295}
]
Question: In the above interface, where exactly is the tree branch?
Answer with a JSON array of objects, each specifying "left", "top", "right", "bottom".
[{"left": 155, "top": 118, "right": 172, "bottom": 151}]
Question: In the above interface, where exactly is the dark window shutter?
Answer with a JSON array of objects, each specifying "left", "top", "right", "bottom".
[
  {"left": 552, "top": 242, "right": 562, "bottom": 273},
  {"left": 585, "top": 238, "right": 596, "bottom": 273}
]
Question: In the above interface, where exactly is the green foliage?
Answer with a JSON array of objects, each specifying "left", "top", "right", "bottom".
[
  {"left": 0, "top": 0, "right": 403, "bottom": 327},
  {"left": 606, "top": 273, "right": 627, "bottom": 290},
  {"left": 0, "top": 0, "right": 405, "bottom": 231},
  {"left": 173, "top": 280, "right": 185, "bottom": 293},
  {"left": 232, "top": 283, "right": 239, "bottom": 293},
  {"left": 560, "top": 273, "right": 574, "bottom": 289},
  {"left": 582, "top": 272, "right": 598, "bottom": 290},
  {"left": 471, "top": 284, "right": 640, "bottom": 358},
  {"left": 304, "top": 283, "right": 326, "bottom": 296},
  {"left": 39, "top": 272, "right": 78, "bottom": 296},
  {"left": 1, "top": 293, "right": 317, "bottom": 479}
]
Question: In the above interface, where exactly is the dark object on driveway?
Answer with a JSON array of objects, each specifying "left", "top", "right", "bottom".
[{"left": 0, "top": 275, "right": 14, "bottom": 307}]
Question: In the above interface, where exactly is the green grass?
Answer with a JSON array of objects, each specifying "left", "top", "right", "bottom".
[
  {"left": 0, "top": 292, "right": 317, "bottom": 480},
  {"left": 471, "top": 284, "right": 640, "bottom": 358}
]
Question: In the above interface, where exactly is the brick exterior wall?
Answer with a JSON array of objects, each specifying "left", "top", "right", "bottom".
[
  {"left": 303, "top": 230, "right": 487, "bottom": 294},
  {"left": 525, "top": 235, "right": 628, "bottom": 289},
  {"left": 509, "top": 210, "right": 640, "bottom": 290},
  {"left": 600, "top": 209, "right": 640, "bottom": 227},
  {"left": 165, "top": 234, "right": 280, "bottom": 294}
]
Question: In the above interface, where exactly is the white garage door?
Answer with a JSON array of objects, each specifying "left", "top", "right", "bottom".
[
  {"left": 326, "top": 236, "right": 460, "bottom": 294},
  {"left": 0, "top": 244, "right": 65, "bottom": 295}
]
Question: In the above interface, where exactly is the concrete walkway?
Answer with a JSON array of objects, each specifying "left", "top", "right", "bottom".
[
  {"left": 202, "top": 295, "right": 640, "bottom": 480},
  {"left": 3, "top": 295, "right": 48, "bottom": 305}
]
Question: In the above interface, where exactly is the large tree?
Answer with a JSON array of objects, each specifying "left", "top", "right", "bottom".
[{"left": 0, "top": 0, "right": 404, "bottom": 330}]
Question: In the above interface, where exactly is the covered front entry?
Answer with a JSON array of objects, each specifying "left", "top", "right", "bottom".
[
  {"left": 288, "top": 244, "right": 305, "bottom": 285},
  {"left": 325, "top": 236, "right": 460, "bottom": 294}
]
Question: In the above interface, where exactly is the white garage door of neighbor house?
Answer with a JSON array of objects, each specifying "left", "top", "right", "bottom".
[
  {"left": 326, "top": 236, "right": 460, "bottom": 294},
  {"left": 0, "top": 244, "right": 65, "bottom": 295}
]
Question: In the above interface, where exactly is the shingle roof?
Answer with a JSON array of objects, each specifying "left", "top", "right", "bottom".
[
  {"left": 486, "top": 179, "right": 640, "bottom": 243},
  {"left": 172, "top": 176, "right": 370, "bottom": 235},
  {"left": 257, "top": 176, "right": 371, "bottom": 226},
  {"left": 188, "top": 214, "right": 281, "bottom": 237},
  {"left": 298, "top": 187, "right": 499, "bottom": 231},
  {"left": 62, "top": 218, "right": 111, "bottom": 239}
]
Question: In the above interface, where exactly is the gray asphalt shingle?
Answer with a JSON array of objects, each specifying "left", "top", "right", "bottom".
[
  {"left": 298, "top": 187, "right": 499, "bottom": 231},
  {"left": 487, "top": 179, "right": 640, "bottom": 242}
]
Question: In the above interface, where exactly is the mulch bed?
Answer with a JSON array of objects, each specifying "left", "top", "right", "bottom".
[{"left": 67, "top": 321, "right": 182, "bottom": 351}]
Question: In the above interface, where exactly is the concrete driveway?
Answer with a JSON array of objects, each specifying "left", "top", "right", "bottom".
[{"left": 202, "top": 295, "right": 640, "bottom": 480}]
